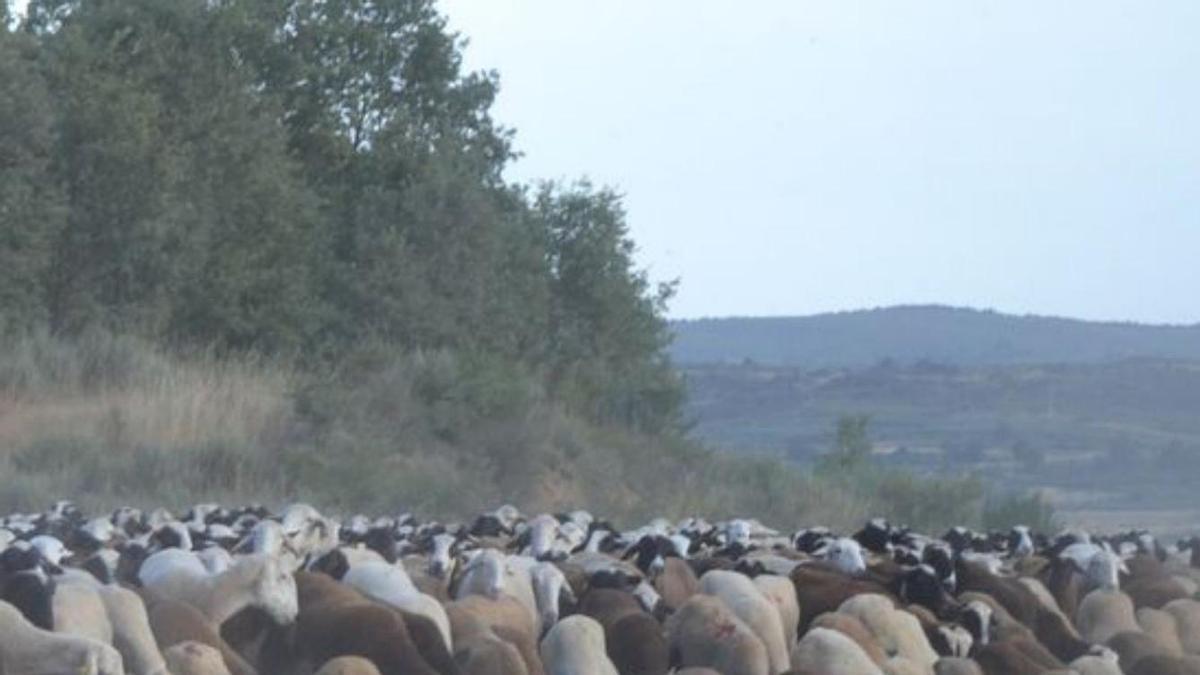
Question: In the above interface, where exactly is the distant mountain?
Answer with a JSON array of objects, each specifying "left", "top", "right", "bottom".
[{"left": 670, "top": 305, "right": 1200, "bottom": 368}]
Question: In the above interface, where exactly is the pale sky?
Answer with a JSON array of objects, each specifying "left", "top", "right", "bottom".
[
  {"left": 11, "top": 1, "right": 1200, "bottom": 323},
  {"left": 439, "top": 1, "right": 1200, "bottom": 323}
]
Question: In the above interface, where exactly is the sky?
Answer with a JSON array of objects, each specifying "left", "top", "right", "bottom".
[
  {"left": 437, "top": 1, "right": 1200, "bottom": 323},
  {"left": 11, "top": 1, "right": 1199, "bottom": 323}
]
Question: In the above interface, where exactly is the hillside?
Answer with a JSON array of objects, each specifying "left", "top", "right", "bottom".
[
  {"left": 671, "top": 306, "right": 1200, "bottom": 368},
  {"left": 682, "top": 358, "right": 1200, "bottom": 533}
]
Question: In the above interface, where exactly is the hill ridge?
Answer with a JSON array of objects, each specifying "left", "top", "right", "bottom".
[{"left": 670, "top": 305, "right": 1200, "bottom": 368}]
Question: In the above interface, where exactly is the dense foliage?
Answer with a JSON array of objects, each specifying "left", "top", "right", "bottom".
[{"left": 1, "top": 0, "right": 680, "bottom": 432}]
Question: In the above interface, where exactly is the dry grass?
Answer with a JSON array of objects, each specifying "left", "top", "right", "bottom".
[{"left": 0, "top": 333, "right": 293, "bottom": 455}]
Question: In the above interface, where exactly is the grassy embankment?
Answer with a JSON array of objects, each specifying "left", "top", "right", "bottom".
[{"left": 0, "top": 332, "right": 1053, "bottom": 532}]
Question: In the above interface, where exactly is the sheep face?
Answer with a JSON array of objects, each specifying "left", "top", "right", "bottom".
[
  {"left": 532, "top": 561, "right": 575, "bottom": 632},
  {"left": 821, "top": 537, "right": 867, "bottom": 576},
  {"left": 428, "top": 533, "right": 458, "bottom": 578},
  {"left": 256, "top": 558, "right": 299, "bottom": 625},
  {"left": 1079, "top": 549, "right": 1126, "bottom": 592},
  {"left": 961, "top": 600, "right": 994, "bottom": 650}
]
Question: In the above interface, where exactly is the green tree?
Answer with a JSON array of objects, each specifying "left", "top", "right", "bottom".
[
  {"left": 0, "top": 26, "right": 66, "bottom": 332},
  {"left": 536, "top": 182, "right": 681, "bottom": 431},
  {"left": 817, "top": 415, "right": 874, "bottom": 473}
]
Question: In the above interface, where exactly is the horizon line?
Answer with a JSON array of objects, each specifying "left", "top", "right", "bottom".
[{"left": 669, "top": 303, "right": 1200, "bottom": 329}]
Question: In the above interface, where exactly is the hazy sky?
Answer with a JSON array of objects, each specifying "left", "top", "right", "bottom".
[
  {"left": 11, "top": 1, "right": 1198, "bottom": 322},
  {"left": 439, "top": 1, "right": 1200, "bottom": 323}
]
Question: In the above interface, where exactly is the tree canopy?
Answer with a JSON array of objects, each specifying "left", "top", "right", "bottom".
[{"left": 1, "top": 0, "right": 681, "bottom": 432}]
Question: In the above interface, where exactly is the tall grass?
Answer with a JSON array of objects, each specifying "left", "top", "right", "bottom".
[{"left": 0, "top": 331, "right": 1054, "bottom": 532}]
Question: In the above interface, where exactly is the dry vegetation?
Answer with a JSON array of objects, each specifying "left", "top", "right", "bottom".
[{"left": 0, "top": 332, "right": 1053, "bottom": 532}]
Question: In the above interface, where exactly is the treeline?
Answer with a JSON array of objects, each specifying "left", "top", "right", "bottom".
[{"left": 0, "top": 0, "right": 681, "bottom": 432}]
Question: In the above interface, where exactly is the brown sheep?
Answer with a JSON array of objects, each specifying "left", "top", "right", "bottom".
[
  {"left": 1138, "top": 606, "right": 1185, "bottom": 654},
  {"left": 1128, "top": 654, "right": 1200, "bottom": 675},
  {"left": 790, "top": 564, "right": 888, "bottom": 633},
  {"left": 578, "top": 588, "right": 668, "bottom": 675},
  {"left": 446, "top": 593, "right": 545, "bottom": 675},
  {"left": 973, "top": 637, "right": 1066, "bottom": 675},
  {"left": 958, "top": 561, "right": 1093, "bottom": 663},
  {"left": 138, "top": 587, "right": 258, "bottom": 675},
  {"left": 605, "top": 612, "right": 669, "bottom": 675},
  {"left": 653, "top": 558, "right": 698, "bottom": 611},
  {"left": 1106, "top": 630, "right": 1170, "bottom": 673},
  {"left": 445, "top": 604, "right": 529, "bottom": 675},
  {"left": 291, "top": 571, "right": 443, "bottom": 675}
]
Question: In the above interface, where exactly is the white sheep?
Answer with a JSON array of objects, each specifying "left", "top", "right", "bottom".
[
  {"left": 539, "top": 614, "right": 619, "bottom": 675},
  {"left": 456, "top": 549, "right": 542, "bottom": 634},
  {"left": 700, "top": 570, "right": 791, "bottom": 674},
  {"left": 138, "top": 548, "right": 297, "bottom": 626},
  {"left": 753, "top": 574, "right": 800, "bottom": 652},
  {"left": 667, "top": 594, "right": 770, "bottom": 675},
  {"left": 790, "top": 627, "right": 884, "bottom": 675},
  {"left": 1075, "top": 589, "right": 1140, "bottom": 645},
  {"left": 0, "top": 599, "right": 125, "bottom": 675},
  {"left": 838, "top": 594, "right": 939, "bottom": 670}
]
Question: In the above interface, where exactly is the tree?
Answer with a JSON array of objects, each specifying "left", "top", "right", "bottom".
[
  {"left": 0, "top": 26, "right": 66, "bottom": 333},
  {"left": 817, "top": 415, "right": 874, "bottom": 473}
]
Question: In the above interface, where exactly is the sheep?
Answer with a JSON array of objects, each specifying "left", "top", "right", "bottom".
[
  {"left": 1164, "top": 598, "right": 1200, "bottom": 654},
  {"left": 699, "top": 570, "right": 791, "bottom": 674},
  {"left": 972, "top": 637, "right": 1065, "bottom": 675},
  {"left": 445, "top": 600, "right": 531, "bottom": 675},
  {"left": 97, "top": 583, "right": 171, "bottom": 675},
  {"left": 1107, "top": 630, "right": 1170, "bottom": 673},
  {"left": 604, "top": 611, "right": 669, "bottom": 675},
  {"left": 138, "top": 587, "right": 259, "bottom": 675},
  {"left": 1075, "top": 589, "right": 1140, "bottom": 645},
  {"left": 455, "top": 549, "right": 541, "bottom": 635},
  {"left": 883, "top": 656, "right": 930, "bottom": 675},
  {"left": 0, "top": 599, "right": 125, "bottom": 675},
  {"left": 530, "top": 560, "right": 576, "bottom": 633},
  {"left": 666, "top": 594, "right": 770, "bottom": 675},
  {"left": 290, "top": 571, "right": 444, "bottom": 675},
  {"left": 163, "top": 641, "right": 234, "bottom": 675},
  {"left": 653, "top": 557, "right": 698, "bottom": 611},
  {"left": 1069, "top": 653, "right": 1124, "bottom": 675},
  {"left": 1138, "top": 606, "right": 1185, "bottom": 654},
  {"left": 315, "top": 656, "right": 385, "bottom": 675},
  {"left": 447, "top": 592, "right": 545, "bottom": 675},
  {"left": 576, "top": 586, "right": 669, "bottom": 675},
  {"left": 539, "top": 614, "right": 619, "bottom": 675},
  {"left": 790, "top": 563, "right": 888, "bottom": 633},
  {"left": 789, "top": 627, "right": 884, "bottom": 675},
  {"left": 1128, "top": 654, "right": 1200, "bottom": 675},
  {"left": 810, "top": 612, "right": 890, "bottom": 666},
  {"left": 338, "top": 558, "right": 453, "bottom": 651},
  {"left": 906, "top": 603, "right": 973, "bottom": 659},
  {"left": 1017, "top": 576, "right": 1079, "bottom": 639},
  {"left": 752, "top": 574, "right": 800, "bottom": 652},
  {"left": 138, "top": 549, "right": 298, "bottom": 626},
  {"left": 932, "top": 658, "right": 983, "bottom": 675},
  {"left": 838, "top": 593, "right": 939, "bottom": 670}
]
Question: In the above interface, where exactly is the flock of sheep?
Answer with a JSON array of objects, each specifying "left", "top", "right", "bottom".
[{"left": 1, "top": 500, "right": 1199, "bottom": 675}]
